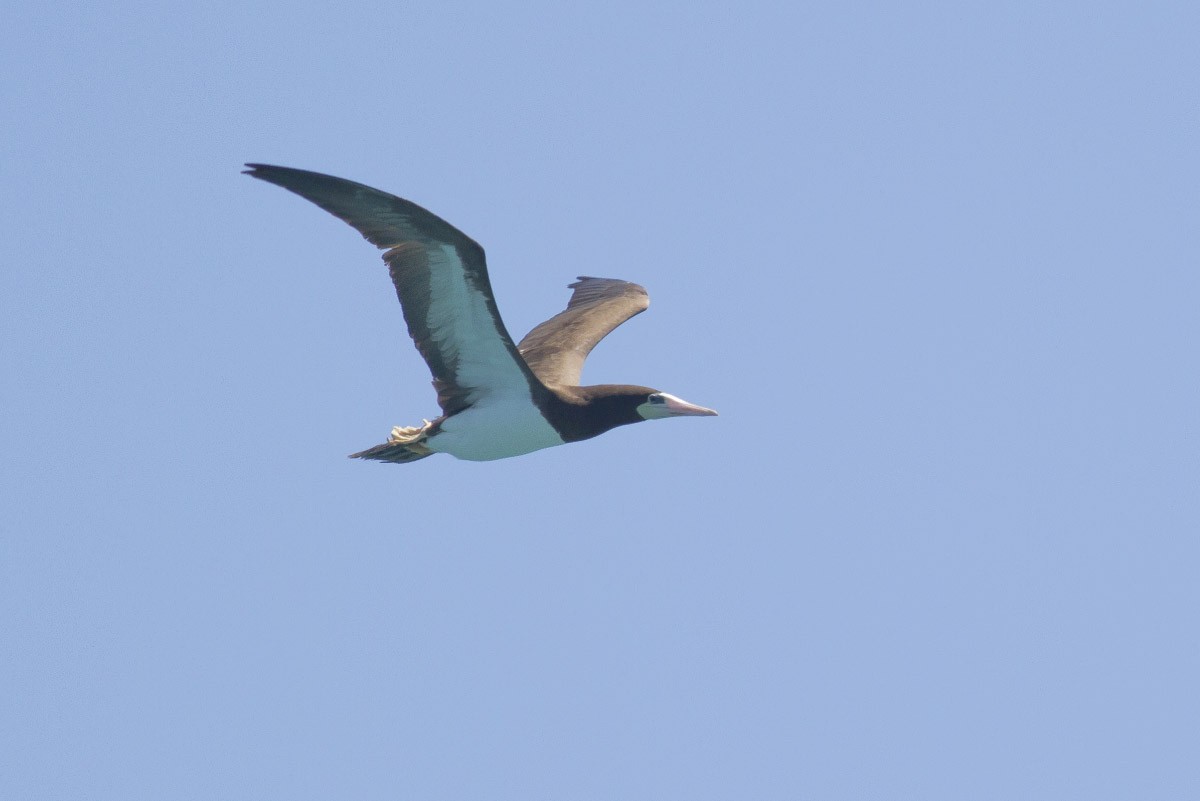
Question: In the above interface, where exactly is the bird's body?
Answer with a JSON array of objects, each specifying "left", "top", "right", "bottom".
[
  {"left": 426, "top": 397, "right": 565, "bottom": 461},
  {"left": 245, "top": 164, "right": 716, "bottom": 463}
]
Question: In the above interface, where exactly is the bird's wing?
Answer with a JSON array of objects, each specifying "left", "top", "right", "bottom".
[
  {"left": 245, "top": 164, "right": 546, "bottom": 415},
  {"left": 517, "top": 277, "right": 649, "bottom": 387}
]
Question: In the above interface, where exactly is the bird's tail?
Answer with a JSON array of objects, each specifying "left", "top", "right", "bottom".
[{"left": 349, "top": 421, "right": 436, "bottom": 464}]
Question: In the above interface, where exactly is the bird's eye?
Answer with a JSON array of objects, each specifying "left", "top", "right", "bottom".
[{"left": 649, "top": 395, "right": 666, "bottom": 404}]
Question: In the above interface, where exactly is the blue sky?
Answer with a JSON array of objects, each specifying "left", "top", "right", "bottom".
[{"left": 3, "top": 1, "right": 1197, "bottom": 799}]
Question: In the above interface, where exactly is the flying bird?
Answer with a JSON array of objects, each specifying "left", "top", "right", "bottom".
[{"left": 244, "top": 164, "right": 717, "bottom": 463}]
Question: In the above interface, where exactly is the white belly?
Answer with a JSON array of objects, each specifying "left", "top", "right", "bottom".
[{"left": 426, "top": 396, "right": 565, "bottom": 461}]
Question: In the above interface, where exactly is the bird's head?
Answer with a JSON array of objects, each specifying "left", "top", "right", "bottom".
[{"left": 635, "top": 391, "right": 719, "bottom": 421}]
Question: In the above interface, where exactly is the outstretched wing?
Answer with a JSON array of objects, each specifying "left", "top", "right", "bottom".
[
  {"left": 245, "top": 164, "right": 546, "bottom": 415},
  {"left": 517, "top": 277, "right": 649, "bottom": 387}
]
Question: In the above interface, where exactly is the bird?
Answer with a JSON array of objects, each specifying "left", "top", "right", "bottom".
[{"left": 244, "top": 164, "right": 717, "bottom": 463}]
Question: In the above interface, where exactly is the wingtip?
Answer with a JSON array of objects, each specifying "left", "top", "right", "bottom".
[{"left": 243, "top": 164, "right": 307, "bottom": 187}]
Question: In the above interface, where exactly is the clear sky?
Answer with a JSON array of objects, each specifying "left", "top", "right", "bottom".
[{"left": 4, "top": 2, "right": 1197, "bottom": 799}]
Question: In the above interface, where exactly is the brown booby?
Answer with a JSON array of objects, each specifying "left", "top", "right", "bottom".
[{"left": 245, "top": 164, "right": 717, "bottom": 462}]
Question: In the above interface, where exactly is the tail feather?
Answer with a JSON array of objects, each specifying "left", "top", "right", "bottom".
[
  {"left": 349, "top": 441, "right": 432, "bottom": 463},
  {"left": 349, "top": 420, "right": 437, "bottom": 464}
]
